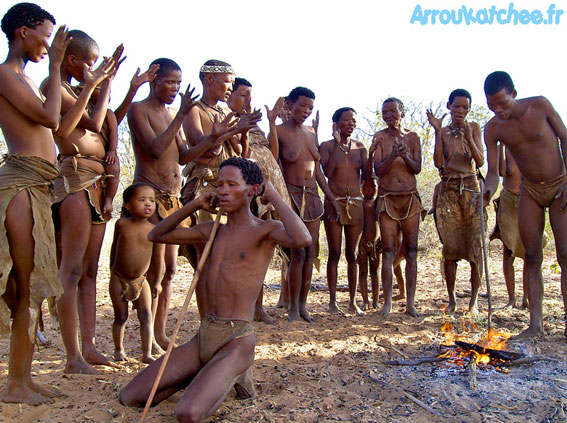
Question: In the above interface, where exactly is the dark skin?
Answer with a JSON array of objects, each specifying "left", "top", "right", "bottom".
[
  {"left": 358, "top": 180, "right": 380, "bottom": 309},
  {"left": 364, "top": 101, "right": 421, "bottom": 317},
  {"left": 277, "top": 95, "right": 336, "bottom": 322},
  {"left": 320, "top": 110, "right": 368, "bottom": 315},
  {"left": 497, "top": 144, "right": 528, "bottom": 310},
  {"left": 483, "top": 88, "right": 567, "bottom": 338},
  {"left": 427, "top": 96, "right": 484, "bottom": 315},
  {"left": 0, "top": 19, "right": 68, "bottom": 405},
  {"left": 128, "top": 68, "right": 202, "bottom": 351},
  {"left": 119, "top": 167, "right": 311, "bottom": 423},
  {"left": 40, "top": 41, "right": 119, "bottom": 374}
]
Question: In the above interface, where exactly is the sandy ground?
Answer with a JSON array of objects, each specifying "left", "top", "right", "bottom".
[{"left": 1, "top": 229, "right": 567, "bottom": 423}]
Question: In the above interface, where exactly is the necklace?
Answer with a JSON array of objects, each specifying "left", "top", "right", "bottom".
[
  {"left": 448, "top": 123, "right": 463, "bottom": 138},
  {"left": 198, "top": 100, "right": 226, "bottom": 123},
  {"left": 338, "top": 139, "right": 352, "bottom": 154}
]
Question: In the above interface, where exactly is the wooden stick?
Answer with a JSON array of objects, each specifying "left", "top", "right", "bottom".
[
  {"left": 383, "top": 356, "right": 447, "bottom": 366},
  {"left": 478, "top": 194, "right": 492, "bottom": 330},
  {"left": 139, "top": 211, "right": 222, "bottom": 423},
  {"left": 503, "top": 356, "right": 559, "bottom": 367},
  {"left": 468, "top": 355, "right": 477, "bottom": 390},
  {"left": 376, "top": 342, "right": 409, "bottom": 359},
  {"left": 404, "top": 391, "right": 442, "bottom": 417}
]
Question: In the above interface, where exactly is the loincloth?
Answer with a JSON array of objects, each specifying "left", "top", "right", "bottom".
[
  {"left": 151, "top": 186, "right": 190, "bottom": 228},
  {"left": 286, "top": 183, "right": 324, "bottom": 222},
  {"left": 324, "top": 195, "right": 363, "bottom": 226},
  {"left": 490, "top": 189, "right": 524, "bottom": 259},
  {"left": 112, "top": 269, "right": 146, "bottom": 302},
  {"left": 435, "top": 175, "right": 484, "bottom": 265},
  {"left": 53, "top": 154, "right": 109, "bottom": 224},
  {"left": 198, "top": 315, "right": 254, "bottom": 365},
  {"left": 358, "top": 238, "right": 382, "bottom": 261},
  {"left": 521, "top": 172, "right": 567, "bottom": 208},
  {"left": 376, "top": 189, "right": 426, "bottom": 222},
  {"left": 0, "top": 154, "right": 63, "bottom": 341}
]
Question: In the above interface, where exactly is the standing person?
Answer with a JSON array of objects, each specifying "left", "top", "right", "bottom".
[
  {"left": 45, "top": 29, "right": 119, "bottom": 374},
  {"left": 227, "top": 77, "right": 290, "bottom": 324},
  {"left": 320, "top": 107, "right": 367, "bottom": 315},
  {"left": 277, "top": 87, "right": 337, "bottom": 322},
  {"left": 127, "top": 57, "right": 208, "bottom": 350},
  {"left": 365, "top": 98, "right": 424, "bottom": 317},
  {"left": 427, "top": 89, "right": 484, "bottom": 315},
  {"left": 483, "top": 71, "right": 567, "bottom": 338},
  {"left": 0, "top": 3, "right": 66, "bottom": 403},
  {"left": 109, "top": 183, "right": 158, "bottom": 364},
  {"left": 490, "top": 144, "right": 530, "bottom": 309},
  {"left": 120, "top": 158, "right": 311, "bottom": 422}
]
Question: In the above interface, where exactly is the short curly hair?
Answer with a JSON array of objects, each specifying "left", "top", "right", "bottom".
[
  {"left": 2, "top": 3, "right": 55, "bottom": 43},
  {"left": 220, "top": 157, "right": 264, "bottom": 186}
]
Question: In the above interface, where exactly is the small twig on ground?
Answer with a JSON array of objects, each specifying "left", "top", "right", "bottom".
[
  {"left": 404, "top": 391, "right": 443, "bottom": 417},
  {"left": 469, "top": 355, "right": 477, "bottom": 390},
  {"left": 376, "top": 341, "right": 409, "bottom": 359}
]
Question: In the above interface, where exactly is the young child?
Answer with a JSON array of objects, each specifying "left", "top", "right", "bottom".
[
  {"left": 109, "top": 183, "right": 157, "bottom": 363},
  {"left": 358, "top": 178, "right": 380, "bottom": 309}
]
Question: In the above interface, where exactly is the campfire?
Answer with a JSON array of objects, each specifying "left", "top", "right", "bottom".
[{"left": 438, "top": 321, "right": 523, "bottom": 373}]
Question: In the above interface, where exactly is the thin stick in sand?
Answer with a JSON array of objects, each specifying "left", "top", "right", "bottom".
[{"left": 139, "top": 211, "right": 223, "bottom": 423}]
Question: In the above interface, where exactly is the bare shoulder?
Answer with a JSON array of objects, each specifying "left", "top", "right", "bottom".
[
  {"left": 529, "top": 95, "right": 554, "bottom": 112},
  {"left": 128, "top": 101, "right": 146, "bottom": 116},
  {"left": 353, "top": 140, "right": 366, "bottom": 149},
  {"left": 319, "top": 139, "right": 334, "bottom": 151},
  {"left": 406, "top": 130, "right": 420, "bottom": 143},
  {"left": 470, "top": 121, "right": 481, "bottom": 130}
]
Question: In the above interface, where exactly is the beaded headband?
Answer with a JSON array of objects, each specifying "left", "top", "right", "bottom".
[{"left": 199, "top": 65, "right": 235, "bottom": 74}]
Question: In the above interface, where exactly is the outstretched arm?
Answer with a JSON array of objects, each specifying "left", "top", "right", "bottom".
[
  {"left": 114, "top": 64, "right": 159, "bottom": 125},
  {"left": 263, "top": 182, "right": 312, "bottom": 248}
]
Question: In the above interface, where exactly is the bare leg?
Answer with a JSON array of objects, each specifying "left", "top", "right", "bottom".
[
  {"left": 57, "top": 193, "right": 98, "bottom": 374},
  {"left": 444, "top": 259, "right": 458, "bottom": 314},
  {"left": 135, "top": 283, "right": 155, "bottom": 363},
  {"left": 3, "top": 191, "right": 53, "bottom": 404},
  {"left": 146, "top": 242, "right": 166, "bottom": 353},
  {"left": 345, "top": 223, "right": 363, "bottom": 315},
  {"left": 323, "top": 218, "right": 344, "bottom": 314},
  {"left": 102, "top": 162, "right": 119, "bottom": 220},
  {"left": 468, "top": 262, "right": 481, "bottom": 316},
  {"left": 400, "top": 214, "right": 420, "bottom": 317},
  {"left": 514, "top": 189, "right": 546, "bottom": 338},
  {"left": 80, "top": 222, "right": 115, "bottom": 366},
  {"left": 521, "top": 262, "right": 529, "bottom": 309},
  {"left": 549, "top": 199, "right": 567, "bottom": 338},
  {"left": 378, "top": 214, "right": 398, "bottom": 316},
  {"left": 154, "top": 244, "right": 178, "bottom": 350},
  {"left": 254, "top": 285, "right": 276, "bottom": 324},
  {"left": 369, "top": 249, "right": 380, "bottom": 308},
  {"left": 502, "top": 246, "right": 516, "bottom": 308},
  {"left": 358, "top": 245, "right": 369, "bottom": 310},
  {"left": 393, "top": 242, "right": 406, "bottom": 301},
  {"left": 109, "top": 273, "right": 129, "bottom": 362},
  {"left": 297, "top": 220, "right": 320, "bottom": 323}
]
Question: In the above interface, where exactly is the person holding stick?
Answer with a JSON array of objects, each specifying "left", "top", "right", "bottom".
[{"left": 119, "top": 157, "right": 311, "bottom": 422}]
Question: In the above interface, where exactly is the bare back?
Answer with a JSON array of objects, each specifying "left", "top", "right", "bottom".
[
  {"left": 129, "top": 101, "right": 183, "bottom": 193},
  {"left": 0, "top": 65, "right": 56, "bottom": 161},
  {"left": 277, "top": 123, "right": 320, "bottom": 187}
]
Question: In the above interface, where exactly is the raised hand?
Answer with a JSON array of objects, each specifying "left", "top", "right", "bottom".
[
  {"left": 83, "top": 57, "right": 116, "bottom": 88},
  {"left": 369, "top": 133, "right": 383, "bottom": 155},
  {"left": 426, "top": 109, "right": 446, "bottom": 131},
  {"left": 260, "top": 182, "right": 277, "bottom": 205},
  {"left": 332, "top": 122, "right": 341, "bottom": 144},
  {"left": 212, "top": 112, "right": 238, "bottom": 138},
  {"left": 265, "top": 97, "right": 285, "bottom": 123},
  {"left": 312, "top": 110, "right": 320, "bottom": 134},
  {"left": 47, "top": 25, "right": 70, "bottom": 67},
  {"left": 130, "top": 64, "right": 159, "bottom": 91},
  {"left": 199, "top": 192, "right": 219, "bottom": 213},
  {"left": 463, "top": 120, "right": 473, "bottom": 140},
  {"left": 236, "top": 109, "right": 262, "bottom": 133},
  {"left": 178, "top": 84, "right": 199, "bottom": 115}
]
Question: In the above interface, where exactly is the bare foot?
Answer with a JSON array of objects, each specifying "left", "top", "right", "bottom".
[
  {"left": 30, "top": 381, "right": 64, "bottom": 398},
  {"left": 83, "top": 347, "right": 119, "bottom": 368},
  {"left": 466, "top": 305, "right": 479, "bottom": 317},
  {"left": 234, "top": 368, "right": 255, "bottom": 400},
  {"left": 378, "top": 302, "right": 392, "bottom": 317},
  {"left": 348, "top": 303, "right": 365, "bottom": 316},
  {"left": 287, "top": 309, "right": 302, "bottom": 322},
  {"left": 329, "top": 302, "right": 344, "bottom": 315},
  {"left": 3, "top": 384, "right": 52, "bottom": 405},
  {"left": 152, "top": 341, "right": 165, "bottom": 356},
  {"left": 503, "top": 299, "right": 515, "bottom": 309},
  {"left": 254, "top": 308, "right": 276, "bottom": 325},
  {"left": 445, "top": 302, "right": 456, "bottom": 314},
  {"left": 372, "top": 301, "right": 378, "bottom": 309},
  {"left": 64, "top": 358, "right": 99, "bottom": 375},
  {"left": 513, "top": 325, "right": 544, "bottom": 339},
  {"left": 276, "top": 298, "right": 289, "bottom": 309},
  {"left": 141, "top": 355, "right": 156, "bottom": 364},
  {"left": 520, "top": 298, "right": 529, "bottom": 309},
  {"left": 114, "top": 350, "right": 128, "bottom": 362},
  {"left": 405, "top": 305, "right": 421, "bottom": 318},
  {"left": 393, "top": 294, "right": 406, "bottom": 301},
  {"left": 155, "top": 334, "right": 172, "bottom": 351},
  {"left": 361, "top": 302, "right": 369, "bottom": 311},
  {"left": 299, "top": 307, "right": 314, "bottom": 323}
]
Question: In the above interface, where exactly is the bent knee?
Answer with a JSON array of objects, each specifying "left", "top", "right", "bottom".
[
  {"left": 119, "top": 387, "right": 143, "bottom": 408},
  {"left": 175, "top": 405, "right": 204, "bottom": 423}
]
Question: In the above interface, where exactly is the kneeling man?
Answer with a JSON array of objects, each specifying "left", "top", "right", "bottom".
[{"left": 119, "top": 157, "right": 311, "bottom": 422}]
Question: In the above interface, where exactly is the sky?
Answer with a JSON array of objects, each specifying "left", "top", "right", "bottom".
[{"left": 1, "top": 0, "right": 566, "bottom": 141}]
